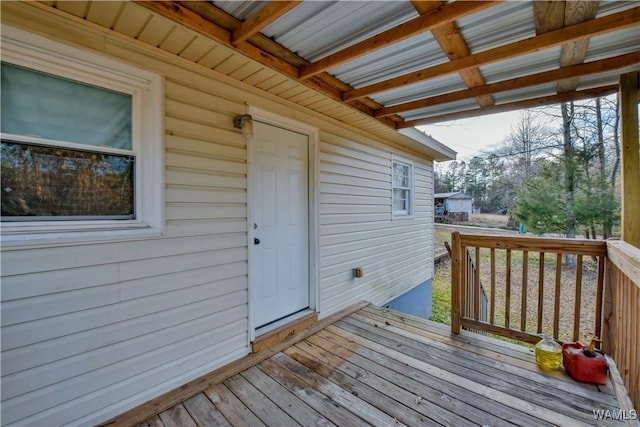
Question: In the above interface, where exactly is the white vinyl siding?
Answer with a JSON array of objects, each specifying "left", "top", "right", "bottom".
[
  {"left": 319, "top": 133, "right": 433, "bottom": 315},
  {"left": 1, "top": 26, "right": 249, "bottom": 427},
  {"left": 1, "top": 5, "right": 434, "bottom": 426}
]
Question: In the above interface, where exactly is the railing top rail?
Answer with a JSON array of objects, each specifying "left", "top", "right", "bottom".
[
  {"left": 606, "top": 240, "right": 640, "bottom": 288},
  {"left": 456, "top": 233, "right": 607, "bottom": 256}
]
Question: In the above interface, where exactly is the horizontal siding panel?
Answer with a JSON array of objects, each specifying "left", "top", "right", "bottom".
[
  {"left": 321, "top": 183, "right": 390, "bottom": 198},
  {"left": 165, "top": 100, "right": 233, "bottom": 130},
  {"left": 2, "top": 234, "right": 246, "bottom": 276},
  {"left": 5, "top": 318, "right": 247, "bottom": 426},
  {"left": 321, "top": 244, "right": 429, "bottom": 292},
  {"left": 166, "top": 187, "right": 246, "bottom": 204},
  {"left": 166, "top": 203, "right": 246, "bottom": 221},
  {"left": 165, "top": 117, "right": 244, "bottom": 146},
  {"left": 320, "top": 227, "right": 427, "bottom": 258},
  {"left": 319, "top": 204, "right": 388, "bottom": 215},
  {"left": 320, "top": 213, "right": 390, "bottom": 225},
  {"left": 3, "top": 295, "right": 247, "bottom": 400},
  {"left": 2, "top": 261, "right": 247, "bottom": 350},
  {"left": 165, "top": 168, "right": 246, "bottom": 188},
  {"left": 3, "top": 272, "right": 246, "bottom": 375},
  {"left": 166, "top": 134, "right": 246, "bottom": 160},
  {"left": 319, "top": 194, "right": 388, "bottom": 206},
  {"left": 1, "top": 264, "right": 119, "bottom": 301},
  {"left": 1, "top": 255, "right": 247, "bottom": 326},
  {"left": 320, "top": 172, "right": 390, "bottom": 190},
  {"left": 165, "top": 218, "right": 247, "bottom": 238},
  {"left": 165, "top": 152, "right": 245, "bottom": 174},
  {"left": 320, "top": 151, "right": 390, "bottom": 174},
  {"left": 320, "top": 162, "right": 390, "bottom": 183},
  {"left": 321, "top": 235, "right": 427, "bottom": 271},
  {"left": 320, "top": 221, "right": 427, "bottom": 247}
]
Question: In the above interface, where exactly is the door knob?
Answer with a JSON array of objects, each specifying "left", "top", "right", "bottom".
[{"left": 254, "top": 238, "right": 260, "bottom": 245}]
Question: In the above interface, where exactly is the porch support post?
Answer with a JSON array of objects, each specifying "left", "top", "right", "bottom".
[{"left": 620, "top": 72, "right": 640, "bottom": 247}]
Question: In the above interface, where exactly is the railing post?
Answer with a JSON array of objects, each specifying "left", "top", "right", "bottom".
[
  {"left": 601, "top": 258, "right": 615, "bottom": 355},
  {"left": 451, "top": 231, "right": 462, "bottom": 334}
]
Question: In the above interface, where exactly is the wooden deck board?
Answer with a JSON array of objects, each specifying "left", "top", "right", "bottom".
[{"left": 137, "top": 304, "right": 630, "bottom": 427}]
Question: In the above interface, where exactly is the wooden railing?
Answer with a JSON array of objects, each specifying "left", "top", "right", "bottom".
[
  {"left": 450, "top": 232, "right": 639, "bottom": 410},
  {"left": 603, "top": 240, "right": 640, "bottom": 411},
  {"left": 451, "top": 232, "right": 607, "bottom": 344}
]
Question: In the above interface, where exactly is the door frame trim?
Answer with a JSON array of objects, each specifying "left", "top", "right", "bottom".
[{"left": 246, "top": 106, "right": 320, "bottom": 342}]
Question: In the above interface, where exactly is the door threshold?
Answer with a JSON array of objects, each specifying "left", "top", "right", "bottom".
[{"left": 252, "top": 309, "right": 317, "bottom": 353}]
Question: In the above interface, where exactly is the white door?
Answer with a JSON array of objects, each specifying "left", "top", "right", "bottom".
[{"left": 251, "top": 121, "right": 310, "bottom": 328}]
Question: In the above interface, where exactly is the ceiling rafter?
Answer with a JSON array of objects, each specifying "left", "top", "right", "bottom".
[
  {"left": 231, "top": 1, "right": 301, "bottom": 45},
  {"left": 559, "top": 1, "right": 599, "bottom": 93},
  {"left": 411, "top": 0, "right": 495, "bottom": 108},
  {"left": 298, "top": 0, "right": 498, "bottom": 80},
  {"left": 397, "top": 84, "right": 619, "bottom": 128},
  {"left": 136, "top": 1, "right": 402, "bottom": 128},
  {"left": 375, "top": 52, "right": 640, "bottom": 117},
  {"left": 343, "top": 6, "right": 640, "bottom": 102}
]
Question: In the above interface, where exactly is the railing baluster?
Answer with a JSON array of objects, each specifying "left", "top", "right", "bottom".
[
  {"left": 474, "top": 246, "right": 480, "bottom": 321},
  {"left": 505, "top": 249, "right": 511, "bottom": 329},
  {"left": 490, "top": 248, "right": 496, "bottom": 325},
  {"left": 554, "top": 253, "right": 562, "bottom": 339},
  {"left": 537, "top": 252, "right": 545, "bottom": 334},
  {"left": 521, "top": 250, "right": 528, "bottom": 331},
  {"left": 461, "top": 245, "right": 467, "bottom": 328},
  {"left": 573, "top": 255, "right": 583, "bottom": 341},
  {"left": 594, "top": 255, "right": 605, "bottom": 348},
  {"left": 450, "top": 232, "right": 461, "bottom": 334}
]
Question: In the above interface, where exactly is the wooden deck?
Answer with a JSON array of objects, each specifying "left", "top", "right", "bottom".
[{"left": 138, "top": 305, "right": 633, "bottom": 427}]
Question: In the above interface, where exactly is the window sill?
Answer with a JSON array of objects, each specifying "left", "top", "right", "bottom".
[{"left": 1, "top": 220, "right": 164, "bottom": 249}]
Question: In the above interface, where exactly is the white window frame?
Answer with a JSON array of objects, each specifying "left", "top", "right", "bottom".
[
  {"left": 1, "top": 26, "right": 164, "bottom": 246},
  {"left": 391, "top": 156, "right": 414, "bottom": 218}
]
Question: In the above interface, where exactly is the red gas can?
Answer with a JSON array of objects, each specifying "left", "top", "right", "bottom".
[{"left": 562, "top": 340, "right": 608, "bottom": 385}]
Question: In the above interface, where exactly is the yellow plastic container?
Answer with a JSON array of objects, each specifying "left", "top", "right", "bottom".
[{"left": 535, "top": 334, "right": 562, "bottom": 369}]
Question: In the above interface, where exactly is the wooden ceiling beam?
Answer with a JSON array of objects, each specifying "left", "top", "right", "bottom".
[
  {"left": 375, "top": 52, "right": 640, "bottom": 117},
  {"left": 557, "top": 1, "right": 599, "bottom": 93},
  {"left": 397, "top": 84, "right": 619, "bottom": 127},
  {"left": 231, "top": 1, "right": 301, "bottom": 45},
  {"left": 298, "top": 0, "right": 498, "bottom": 80},
  {"left": 344, "top": 6, "right": 640, "bottom": 101},
  {"left": 412, "top": 0, "right": 495, "bottom": 107}
]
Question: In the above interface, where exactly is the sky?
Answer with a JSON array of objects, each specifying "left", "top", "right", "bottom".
[{"left": 417, "top": 110, "right": 523, "bottom": 163}]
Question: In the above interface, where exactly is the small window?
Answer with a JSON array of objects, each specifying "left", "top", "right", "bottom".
[
  {"left": 392, "top": 158, "right": 413, "bottom": 216},
  {"left": 1, "top": 63, "right": 135, "bottom": 220}
]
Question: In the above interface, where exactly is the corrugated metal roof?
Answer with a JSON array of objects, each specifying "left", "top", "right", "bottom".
[
  {"left": 331, "top": 33, "right": 449, "bottom": 89},
  {"left": 205, "top": 0, "right": 638, "bottom": 129},
  {"left": 262, "top": 1, "right": 417, "bottom": 62},
  {"left": 457, "top": 2, "right": 534, "bottom": 54},
  {"left": 93, "top": 0, "right": 639, "bottom": 152}
]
